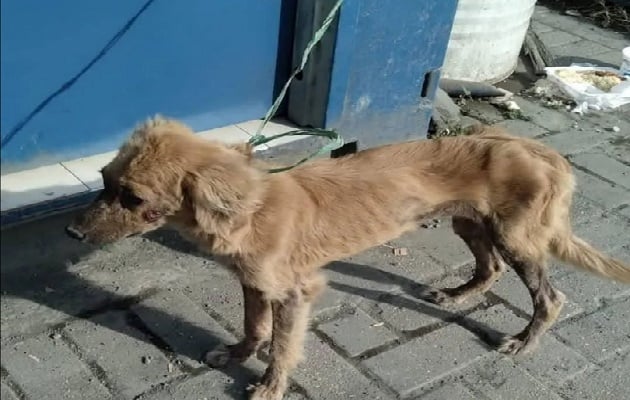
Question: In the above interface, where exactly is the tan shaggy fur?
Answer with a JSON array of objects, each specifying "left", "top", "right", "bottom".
[{"left": 67, "top": 117, "right": 630, "bottom": 400}]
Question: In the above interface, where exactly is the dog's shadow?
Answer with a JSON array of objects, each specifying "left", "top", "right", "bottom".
[
  {"left": 2, "top": 212, "right": 507, "bottom": 399},
  {"left": 324, "top": 261, "right": 508, "bottom": 346},
  {"left": 1, "top": 213, "right": 258, "bottom": 399},
  {"left": 146, "top": 229, "right": 510, "bottom": 349}
]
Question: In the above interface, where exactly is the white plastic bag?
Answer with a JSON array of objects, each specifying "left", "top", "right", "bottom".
[{"left": 545, "top": 65, "right": 630, "bottom": 113}]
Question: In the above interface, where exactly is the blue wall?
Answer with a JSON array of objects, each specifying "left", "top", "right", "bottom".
[
  {"left": 325, "top": 0, "right": 458, "bottom": 147},
  {"left": 1, "top": 0, "right": 459, "bottom": 174},
  {"left": 1, "top": 0, "right": 282, "bottom": 172}
]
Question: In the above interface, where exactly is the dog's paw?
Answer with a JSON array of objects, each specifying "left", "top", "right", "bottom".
[
  {"left": 420, "top": 288, "right": 456, "bottom": 305},
  {"left": 497, "top": 335, "right": 536, "bottom": 356},
  {"left": 204, "top": 343, "right": 232, "bottom": 368},
  {"left": 247, "top": 383, "right": 285, "bottom": 400}
]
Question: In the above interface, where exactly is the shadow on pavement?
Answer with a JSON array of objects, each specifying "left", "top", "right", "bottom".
[
  {"left": 1, "top": 208, "right": 512, "bottom": 399},
  {"left": 325, "top": 261, "right": 509, "bottom": 347},
  {"left": 1, "top": 211, "right": 260, "bottom": 399},
  {"left": 148, "top": 231, "right": 510, "bottom": 349}
]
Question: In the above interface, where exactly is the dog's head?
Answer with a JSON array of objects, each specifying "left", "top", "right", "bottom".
[{"left": 66, "top": 116, "right": 259, "bottom": 244}]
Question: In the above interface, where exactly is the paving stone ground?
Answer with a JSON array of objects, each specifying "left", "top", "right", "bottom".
[{"left": 2, "top": 6, "right": 629, "bottom": 400}]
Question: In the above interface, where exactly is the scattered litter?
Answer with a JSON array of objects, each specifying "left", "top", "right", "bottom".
[
  {"left": 533, "top": 86, "right": 546, "bottom": 96},
  {"left": 370, "top": 322, "right": 385, "bottom": 327},
  {"left": 543, "top": 98, "right": 567, "bottom": 108},
  {"left": 528, "top": 80, "right": 576, "bottom": 109},
  {"left": 490, "top": 98, "right": 530, "bottom": 120},
  {"left": 392, "top": 247, "right": 408, "bottom": 256},
  {"left": 49, "top": 333, "right": 61, "bottom": 340},
  {"left": 28, "top": 354, "right": 40, "bottom": 363},
  {"left": 141, "top": 355, "right": 152, "bottom": 364},
  {"left": 565, "top": 9, "right": 581, "bottom": 17},
  {"left": 504, "top": 100, "right": 520, "bottom": 111},
  {"left": 421, "top": 219, "right": 441, "bottom": 229},
  {"left": 44, "top": 287, "right": 55, "bottom": 293},
  {"left": 488, "top": 91, "right": 516, "bottom": 105},
  {"left": 545, "top": 65, "right": 630, "bottom": 113},
  {"left": 611, "top": 126, "right": 621, "bottom": 133},
  {"left": 167, "top": 362, "right": 174, "bottom": 373}
]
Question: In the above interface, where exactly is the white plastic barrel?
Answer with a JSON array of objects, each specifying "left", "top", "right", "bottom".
[{"left": 441, "top": 0, "right": 536, "bottom": 83}]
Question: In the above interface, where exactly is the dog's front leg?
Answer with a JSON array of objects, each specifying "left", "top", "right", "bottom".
[
  {"left": 249, "top": 288, "right": 310, "bottom": 400},
  {"left": 205, "top": 285, "right": 271, "bottom": 367}
]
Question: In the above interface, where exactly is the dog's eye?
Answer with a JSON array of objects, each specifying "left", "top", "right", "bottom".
[{"left": 120, "top": 186, "right": 144, "bottom": 209}]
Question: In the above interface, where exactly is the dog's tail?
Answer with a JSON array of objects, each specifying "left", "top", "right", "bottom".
[{"left": 551, "top": 234, "right": 630, "bottom": 284}]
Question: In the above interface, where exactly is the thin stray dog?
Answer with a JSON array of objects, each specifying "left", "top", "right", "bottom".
[{"left": 66, "top": 116, "right": 630, "bottom": 400}]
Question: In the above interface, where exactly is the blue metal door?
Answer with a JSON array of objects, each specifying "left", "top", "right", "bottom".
[{"left": 1, "top": 0, "right": 284, "bottom": 172}]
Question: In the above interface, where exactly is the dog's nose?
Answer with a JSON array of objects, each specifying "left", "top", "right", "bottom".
[{"left": 65, "top": 225, "right": 85, "bottom": 241}]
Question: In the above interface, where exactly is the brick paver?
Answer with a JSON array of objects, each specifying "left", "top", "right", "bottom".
[
  {"left": 362, "top": 325, "right": 489, "bottom": 397},
  {"left": 463, "top": 305, "right": 592, "bottom": 384},
  {"left": 554, "top": 298, "right": 630, "bottom": 362},
  {"left": 571, "top": 152, "right": 630, "bottom": 189},
  {"left": 131, "top": 291, "right": 234, "bottom": 368},
  {"left": 1, "top": 334, "right": 110, "bottom": 399},
  {"left": 317, "top": 308, "right": 398, "bottom": 357},
  {"left": 560, "top": 349, "right": 630, "bottom": 399},
  {"left": 462, "top": 358, "right": 564, "bottom": 400},
  {"left": 294, "top": 333, "right": 391, "bottom": 400},
  {"left": 416, "top": 383, "right": 477, "bottom": 400},
  {"left": 539, "top": 129, "right": 609, "bottom": 156},
  {"left": 64, "top": 311, "right": 179, "bottom": 398}
]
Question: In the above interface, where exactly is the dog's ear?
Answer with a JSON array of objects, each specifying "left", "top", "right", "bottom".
[
  {"left": 182, "top": 160, "right": 256, "bottom": 227},
  {"left": 227, "top": 142, "right": 254, "bottom": 161}
]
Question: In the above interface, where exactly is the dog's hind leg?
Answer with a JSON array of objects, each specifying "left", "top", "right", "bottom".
[
  {"left": 205, "top": 285, "right": 271, "bottom": 367},
  {"left": 249, "top": 287, "right": 312, "bottom": 400},
  {"left": 495, "top": 247, "right": 565, "bottom": 355},
  {"left": 424, "top": 217, "right": 505, "bottom": 305}
]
